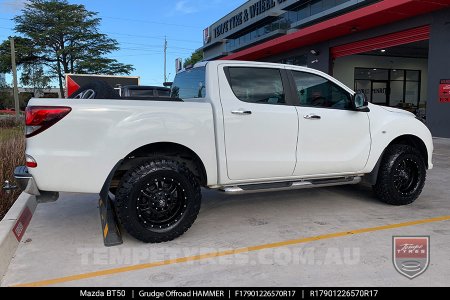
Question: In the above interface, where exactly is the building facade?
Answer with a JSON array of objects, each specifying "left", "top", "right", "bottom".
[{"left": 201, "top": 0, "right": 450, "bottom": 138}]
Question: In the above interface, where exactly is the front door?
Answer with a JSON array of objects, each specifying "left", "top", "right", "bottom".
[
  {"left": 218, "top": 65, "right": 299, "bottom": 181},
  {"left": 290, "top": 70, "right": 371, "bottom": 176}
]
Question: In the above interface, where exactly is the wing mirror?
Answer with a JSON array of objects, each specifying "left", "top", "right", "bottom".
[{"left": 353, "top": 92, "right": 370, "bottom": 112}]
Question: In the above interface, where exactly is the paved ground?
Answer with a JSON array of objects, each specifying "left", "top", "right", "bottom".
[{"left": 2, "top": 139, "right": 450, "bottom": 287}]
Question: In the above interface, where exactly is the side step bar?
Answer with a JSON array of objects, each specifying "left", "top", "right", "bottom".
[{"left": 220, "top": 176, "right": 362, "bottom": 194}]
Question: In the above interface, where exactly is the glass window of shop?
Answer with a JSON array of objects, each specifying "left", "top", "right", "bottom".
[
  {"left": 354, "top": 68, "right": 421, "bottom": 110},
  {"left": 225, "top": 0, "right": 355, "bottom": 52}
]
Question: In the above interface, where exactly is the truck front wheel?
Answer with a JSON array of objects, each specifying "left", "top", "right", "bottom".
[
  {"left": 373, "top": 144, "right": 426, "bottom": 205},
  {"left": 115, "top": 159, "right": 201, "bottom": 243}
]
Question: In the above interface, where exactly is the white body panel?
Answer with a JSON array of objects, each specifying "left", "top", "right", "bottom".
[
  {"left": 362, "top": 104, "right": 434, "bottom": 172},
  {"left": 295, "top": 106, "right": 371, "bottom": 176},
  {"left": 217, "top": 62, "right": 298, "bottom": 180},
  {"left": 25, "top": 61, "right": 433, "bottom": 194},
  {"left": 27, "top": 99, "right": 217, "bottom": 193}
]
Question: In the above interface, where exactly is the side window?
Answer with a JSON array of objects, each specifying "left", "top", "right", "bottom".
[
  {"left": 171, "top": 67, "right": 206, "bottom": 99},
  {"left": 292, "top": 71, "right": 351, "bottom": 109},
  {"left": 227, "top": 67, "right": 286, "bottom": 105}
]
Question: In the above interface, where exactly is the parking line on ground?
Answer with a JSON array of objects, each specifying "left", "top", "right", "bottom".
[{"left": 13, "top": 215, "right": 450, "bottom": 287}]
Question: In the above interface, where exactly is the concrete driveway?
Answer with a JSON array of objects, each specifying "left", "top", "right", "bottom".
[{"left": 2, "top": 139, "right": 450, "bottom": 287}]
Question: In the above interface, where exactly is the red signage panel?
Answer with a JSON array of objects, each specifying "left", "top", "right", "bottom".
[
  {"left": 439, "top": 79, "right": 450, "bottom": 103},
  {"left": 12, "top": 207, "right": 32, "bottom": 242}
]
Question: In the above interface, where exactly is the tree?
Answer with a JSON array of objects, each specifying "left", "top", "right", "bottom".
[
  {"left": 1, "top": 0, "right": 134, "bottom": 96},
  {"left": 20, "top": 63, "right": 51, "bottom": 95},
  {"left": 184, "top": 50, "right": 203, "bottom": 68},
  {"left": 0, "top": 37, "right": 38, "bottom": 74},
  {"left": 0, "top": 82, "right": 13, "bottom": 109}
]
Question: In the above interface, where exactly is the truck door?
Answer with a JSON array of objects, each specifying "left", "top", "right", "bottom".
[
  {"left": 289, "top": 70, "right": 371, "bottom": 176},
  {"left": 218, "top": 65, "right": 299, "bottom": 180}
]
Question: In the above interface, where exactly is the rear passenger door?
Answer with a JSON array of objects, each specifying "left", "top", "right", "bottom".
[{"left": 218, "top": 65, "right": 299, "bottom": 181}]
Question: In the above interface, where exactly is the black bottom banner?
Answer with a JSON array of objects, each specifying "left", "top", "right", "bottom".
[{"left": 3, "top": 287, "right": 443, "bottom": 299}]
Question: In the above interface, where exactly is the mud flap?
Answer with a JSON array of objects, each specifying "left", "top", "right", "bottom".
[{"left": 99, "top": 193, "right": 123, "bottom": 247}]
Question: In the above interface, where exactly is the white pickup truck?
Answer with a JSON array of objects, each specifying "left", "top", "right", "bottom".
[{"left": 15, "top": 61, "right": 433, "bottom": 243}]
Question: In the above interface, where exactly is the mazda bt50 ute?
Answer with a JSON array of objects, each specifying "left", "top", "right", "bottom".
[{"left": 14, "top": 61, "right": 433, "bottom": 243}]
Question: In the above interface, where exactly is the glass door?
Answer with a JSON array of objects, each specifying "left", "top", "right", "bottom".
[{"left": 371, "top": 81, "right": 389, "bottom": 105}]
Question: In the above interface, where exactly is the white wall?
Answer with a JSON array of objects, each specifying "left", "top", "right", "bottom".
[{"left": 332, "top": 55, "right": 428, "bottom": 104}]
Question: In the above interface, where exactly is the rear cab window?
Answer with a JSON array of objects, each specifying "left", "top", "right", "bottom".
[
  {"left": 225, "top": 67, "right": 286, "bottom": 105},
  {"left": 171, "top": 67, "right": 206, "bottom": 100}
]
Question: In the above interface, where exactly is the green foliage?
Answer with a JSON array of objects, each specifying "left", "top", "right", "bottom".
[
  {"left": 184, "top": 50, "right": 203, "bottom": 68},
  {"left": 0, "top": 0, "right": 135, "bottom": 93},
  {"left": 0, "top": 36, "right": 37, "bottom": 74},
  {"left": 0, "top": 81, "right": 13, "bottom": 109},
  {"left": 20, "top": 64, "right": 51, "bottom": 91}
]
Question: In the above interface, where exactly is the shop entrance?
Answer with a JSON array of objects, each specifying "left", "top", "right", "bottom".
[{"left": 331, "top": 26, "right": 429, "bottom": 120}]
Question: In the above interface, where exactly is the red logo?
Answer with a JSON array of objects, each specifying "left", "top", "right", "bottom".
[
  {"left": 12, "top": 207, "right": 32, "bottom": 242},
  {"left": 203, "top": 27, "right": 211, "bottom": 44},
  {"left": 393, "top": 236, "right": 430, "bottom": 279}
]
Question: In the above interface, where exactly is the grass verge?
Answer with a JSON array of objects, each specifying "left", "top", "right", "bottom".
[{"left": 0, "top": 116, "right": 25, "bottom": 220}]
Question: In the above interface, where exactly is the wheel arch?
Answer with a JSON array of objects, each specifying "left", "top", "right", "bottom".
[
  {"left": 388, "top": 134, "right": 428, "bottom": 168},
  {"left": 364, "top": 134, "right": 429, "bottom": 185},
  {"left": 105, "top": 142, "right": 208, "bottom": 194}
]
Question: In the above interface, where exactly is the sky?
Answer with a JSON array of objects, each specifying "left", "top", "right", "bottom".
[{"left": 0, "top": 0, "right": 245, "bottom": 87}]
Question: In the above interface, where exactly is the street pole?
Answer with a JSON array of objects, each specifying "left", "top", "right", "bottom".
[
  {"left": 10, "top": 37, "right": 20, "bottom": 116},
  {"left": 164, "top": 37, "right": 167, "bottom": 83}
]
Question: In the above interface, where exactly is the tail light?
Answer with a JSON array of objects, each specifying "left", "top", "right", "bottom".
[
  {"left": 26, "top": 155, "right": 38, "bottom": 168},
  {"left": 25, "top": 106, "right": 72, "bottom": 138}
]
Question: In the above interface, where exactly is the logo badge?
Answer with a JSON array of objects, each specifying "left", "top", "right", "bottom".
[
  {"left": 393, "top": 236, "right": 430, "bottom": 279},
  {"left": 203, "top": 27, "right": 211, "bottom": 44}
]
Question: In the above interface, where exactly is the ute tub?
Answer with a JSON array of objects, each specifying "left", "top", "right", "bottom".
[{"left": 24, "top": 98, "right": 218, "bottom": 193}]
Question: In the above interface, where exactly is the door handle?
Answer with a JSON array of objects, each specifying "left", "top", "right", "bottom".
[
  {"left": 304, "top": 114, "right": 321, "bottom": 120},
  {"left": 232, "top": 110, "right": 252, "bottom": 115}
]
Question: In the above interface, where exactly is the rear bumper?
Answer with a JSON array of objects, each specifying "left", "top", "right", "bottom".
[
  {"left": 14, "top": 166, "right": 60, "bottom": 203},
  {"left": 14, "top": 166, "right": 40, "bottom": 196}
]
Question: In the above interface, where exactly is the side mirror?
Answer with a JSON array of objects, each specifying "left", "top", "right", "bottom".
[{"left": 353, "top": 92, "right": 369, "bottom": 112}]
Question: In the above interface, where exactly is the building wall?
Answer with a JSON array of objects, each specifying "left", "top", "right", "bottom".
[
  {"left": 426, "top": 9, "right": 450, "bottom": 138},
  {"left": 262, "top": 41, "right": 331, "bottom": 72},
  {"left": 333, "top": 55, "right": 428, "bottom": 103},
  {"left": 204, "top": 0, "right": 376, "bottom": 60}
]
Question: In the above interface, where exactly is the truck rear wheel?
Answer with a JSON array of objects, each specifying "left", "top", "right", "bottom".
[
  {"left": 115, "top": 159, "right": 201, "bottom": 243},
  {"left": 373, "top": 144, "right": 426, "bottom": 206}
]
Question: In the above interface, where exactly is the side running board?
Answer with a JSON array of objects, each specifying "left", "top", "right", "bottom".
[{"left": 220, "top": 177, "right": 361, "bottom": 194}]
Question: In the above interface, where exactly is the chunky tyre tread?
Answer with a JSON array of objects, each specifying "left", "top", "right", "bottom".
[
  {"left": 373, "top": 144, "right": 426, "bottom": 206},
  {"left": 115, "top": 159, "right": 201, "bottom": 243}
]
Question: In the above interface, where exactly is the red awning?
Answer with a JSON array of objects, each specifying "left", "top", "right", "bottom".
[{"left": 330, "top": 25, "right": 430, "bottom": 59}]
